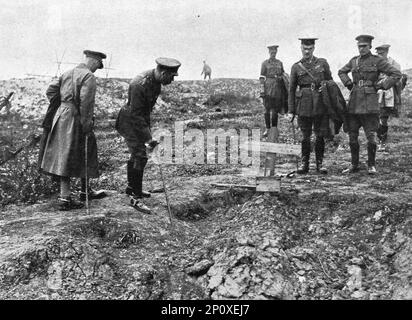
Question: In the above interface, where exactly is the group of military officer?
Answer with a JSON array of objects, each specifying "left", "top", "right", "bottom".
[
  {"left": 39, "top": 33, "right": 404, "bottom": 213},
  {"left": 260, "top": 34, "right": 403, "bottom": 176},
  {"left": 40, "top": 52, "right": 181, "bottom": 213}
]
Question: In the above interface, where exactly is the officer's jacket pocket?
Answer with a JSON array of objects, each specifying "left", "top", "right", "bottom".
[{"left": 297, "top": 70, "right": 307, "bottom": 77}]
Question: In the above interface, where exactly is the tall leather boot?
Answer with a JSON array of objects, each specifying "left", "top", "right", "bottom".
[
  {"left": 126, "top": 160, "right": 139, "bottom": 196},
  {"left": 126, "top": 159, "right": 151, "bottom": 198},
  {"left": 136, "top": 158, "right": 150, "bottom": 198},
  {"left": 382, "top": 125, "right": 388, "bottom": 143},
  {"left": 128, "top": 158, "right": 152, "bottom": 214},
  {"left": 315, "top": 137, "right": 327, "bottom": 174},
  {"left": 376, "top": 124, "right": 384, "bottom": 142},
  {"left": 297, "top": 140, "right": 310, "bottom": 174},
  {"left": 271, "top": 113, "right": 279, "bottom": 128},
  {"left": 343, "top": 142, "right": 360, "bottom": 173},
  {"left": 378, "top": 125, "right": 388, "bottom": 152},
  {"left": 367, "top": 143, "right": 377, "bottom": 175}
]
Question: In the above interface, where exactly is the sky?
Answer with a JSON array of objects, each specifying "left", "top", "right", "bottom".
[{"left": 0, "top": 0, "right": 411, "bottom": 80}]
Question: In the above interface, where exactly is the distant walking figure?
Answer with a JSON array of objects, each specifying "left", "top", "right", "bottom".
[{"left": 201, "top": 61, "right": 212, "bottom": 80}]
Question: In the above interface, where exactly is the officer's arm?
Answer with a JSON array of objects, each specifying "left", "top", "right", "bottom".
[
  {"left": 376, "top": 57, "right": 402, "bottom": 89},
  {"left": 288, "top": 65, "right": 298, "bottom": 114},
  {"left": 79, "top": 73, "right": 96, "bottom": 134},
  {"left": 45, "top": 77, "right": 61, "bottom": 101},
  {"left": 259, "top": 62, "right": 267, "bottom": 83},
  {"left": 338, "top": 60, "right": 353, "bottom": 88},
  {"left": 323, "top": 60, "right": 333, "bottom": 81},
  {"left": 129, "top": 83, "right": 152, "bottom": 142}
]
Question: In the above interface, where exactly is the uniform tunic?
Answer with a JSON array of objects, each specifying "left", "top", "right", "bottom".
[
  {"left": 338, "top": 52, "right": 402, "bottom": 141},
  {"left": 288, "top": 56, "right": 333, "bottom": 117},
  {"left": 338, "top": 52, "right": 402, "bottom": 114},
  {"left": 40, "top": 64, "right": 98, "bottom": 178},
  {"left": 260, "top": 58, "right": 288, "bottom": 113},
  {"left": 115, "top": 69, "right": 161, "bottom": 160}
]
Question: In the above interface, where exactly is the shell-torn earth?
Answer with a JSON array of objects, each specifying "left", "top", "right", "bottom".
[{"left": 0, "top": 73, "right": 412, "bottom": 300}]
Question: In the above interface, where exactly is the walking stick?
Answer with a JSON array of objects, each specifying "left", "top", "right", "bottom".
[
  {"left": 158, "top": 163, "right": 173, "bottom": 226},
  {"left": 85, "top": 135, "right": 90, "bottom": 215}
]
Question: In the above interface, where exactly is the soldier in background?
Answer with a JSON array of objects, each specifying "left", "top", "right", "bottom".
[
  {"left": 201, "top": 60, "right": 212, "bottom": 80},
  {"left": 288, "top": 38, "right": 332, "bottom": 174},
  {"left": 116, "top": 57, "right": 181, "bottom": 214},
  {"left": 338, "top": 35, "right": 402, "bottom": 174},
  {"left": 375, "top": 44, "right": 402, "bottom": 151},
  {"left": 259, "top": 45, "right": 288, "bottom": 138}
]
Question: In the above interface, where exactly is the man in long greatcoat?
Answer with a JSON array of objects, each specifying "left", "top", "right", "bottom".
[
  {"left": 40, "top": 50, "right": 107, "bottom": 210},
  {"left": 116, "top": 57, "right": 181, "bottom": 214}
]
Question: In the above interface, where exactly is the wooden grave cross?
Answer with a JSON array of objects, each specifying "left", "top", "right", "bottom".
[
  {"left": 255, "top": 127, "right": 300, "bottom": 192},
  {"left": 210, "top": 127, "right": 300, "bottom": 192}
]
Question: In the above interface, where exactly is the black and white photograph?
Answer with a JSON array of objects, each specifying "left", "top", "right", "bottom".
[{"left": 0, "top": 0, "right": 411, "bottom": 307}]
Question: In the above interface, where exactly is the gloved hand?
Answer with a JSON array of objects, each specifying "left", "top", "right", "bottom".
[
  {"left": 146, "top": 139, "right": 159, "bottom": 151},
  {"left": 374, "top": 79, "right": 384, "bottom": 90},
  {"left": 346, "top": 82, "right": 354, "bottom": 91}
]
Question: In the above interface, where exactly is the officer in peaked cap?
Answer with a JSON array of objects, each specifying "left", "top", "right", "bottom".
[
  {"left": 375, "top": 44, "right": 391, "bottom": 53},
  {"left": 338, "top": 35, "right": 402, "bottom": 175},
  {"left": 298, "top": 38, "right": 318, "bottom": 46},
  {"left": 259, "top": 44, "right": 288, "bottom": 138},
  {"left": 288, "top": 37, "right": 333, "bottom": 174},
  {"left": 83, "top": 50, "right": 107, "bottom": 69},
  {"left": 355, "top": 34, "right": 374, "bottom": 45},
  {"left": 40, "top": 49, "right": 108, "bottom": 210},
  {"left": 156, "top": 57, "right": 181, "bottom": 74},
  {"left": 374, "top": 44, "right": 403, "bottom": 152},
  {"left": 115, "top": 57, "right": 181, "bottom": 214}
]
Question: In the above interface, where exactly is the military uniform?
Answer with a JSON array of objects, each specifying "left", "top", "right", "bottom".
[
  {"left": 289, "top": 38, "right": 333, "bottom": 173},
  {"left": 260, "top": 45, "right": 288, "bottom": 133},
  {"left": 41, "top": 64, "right": 99, "bottom": 178},
  {"left": 116, "top": 69, "right": 161, "bottom": 166},
  {"left": 374, "top": 45, "right": 403, "bottom": 148},
  {"left": 115, "top": 57, "right": 180, "bottom": 213},
  {"left": 41, "top": 50, "right": 107, "bottom": 210},
  {"left": 338, "top": 35, "right": 402, "bottom": 173}
]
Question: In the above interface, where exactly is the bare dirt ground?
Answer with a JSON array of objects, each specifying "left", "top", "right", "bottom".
[{"left": 0, "top": 75, "right": 411, "bottom": 300}]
